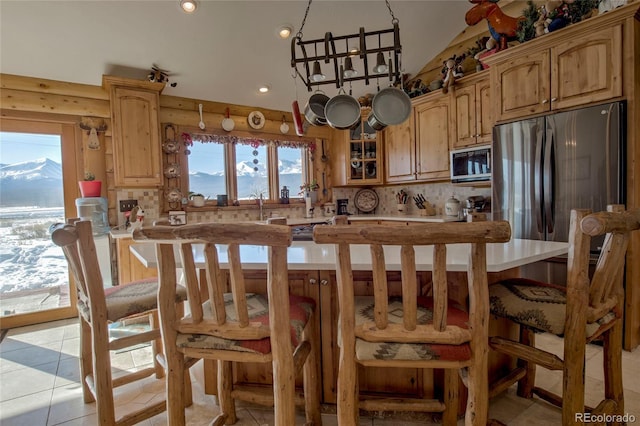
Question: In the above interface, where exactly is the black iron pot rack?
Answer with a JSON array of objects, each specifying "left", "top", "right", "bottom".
[{"left": 290, "top": 22, "right": 402, "bottom": 92}]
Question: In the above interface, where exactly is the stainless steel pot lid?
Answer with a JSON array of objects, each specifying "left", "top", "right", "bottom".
[{"left": 371, "top": 87, "right": 411, "bottom": 126}]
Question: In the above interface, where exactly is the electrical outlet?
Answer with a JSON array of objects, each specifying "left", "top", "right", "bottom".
[{"left": 119, "top": 199, "right": 138, "bottom": 212}]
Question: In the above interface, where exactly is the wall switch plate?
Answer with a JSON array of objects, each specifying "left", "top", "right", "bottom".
[{"left": 119, "top": 199, "right": 138, "bottom": 212}]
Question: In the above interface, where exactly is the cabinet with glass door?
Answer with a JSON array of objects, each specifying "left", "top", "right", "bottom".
[{"left": 345, "top": 109, "right": 383, "bottom": 185}]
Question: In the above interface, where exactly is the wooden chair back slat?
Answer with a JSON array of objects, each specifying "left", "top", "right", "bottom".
[
  {"left": 203, "top": 242, "right": 227, "bottom": 325},
  {"left": 133, "top": 222, "right": 292, "bottom": 340},
  {"left": 370, "top": 244, "right": 388, "bottom": 329},
  {"left": 590, "top": 233, "right": 629, "bottom": 306},
  {"left": 157, "top": 243, "right": 179, "bottom": 329},
  {"left": 227, "top": 244, "right": 249, "bottom": 327},
  {"left": 179, "top": 242, "right": 203, "bottom": 322},
  {"left": 400, "top": 245, "right": 418, "bottom": 331},
  {"left": 432, "top": 243, "right": 448, "bottom": 332}
]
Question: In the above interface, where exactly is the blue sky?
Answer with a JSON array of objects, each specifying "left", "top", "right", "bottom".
[{"left": 0, "top": 132, "right": 61, "bottom": 164}]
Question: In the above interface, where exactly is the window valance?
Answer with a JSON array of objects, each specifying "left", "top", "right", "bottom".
[{"left": 182, "top": 131, "right": 316, "bottom": 152}]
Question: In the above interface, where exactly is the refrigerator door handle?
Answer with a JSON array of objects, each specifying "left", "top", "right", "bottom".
[
  {"left": 544, "top": 128, "right": 555, "bottom": 234},
  {"left": 534, "top": 126, "right": 544, "bottom": 234}
]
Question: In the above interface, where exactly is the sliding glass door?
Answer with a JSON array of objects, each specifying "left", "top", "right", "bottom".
[{"left": 0, "top": 119, "right": 80, "bottom": 328}]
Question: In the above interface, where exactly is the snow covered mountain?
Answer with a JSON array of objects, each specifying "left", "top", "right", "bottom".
[{"left": 0, "top": 158, "right": 63, "bottom": 207}]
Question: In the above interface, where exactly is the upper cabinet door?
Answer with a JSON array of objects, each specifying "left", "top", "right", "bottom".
[
  {"left": 384, "top": 116, "right": 415, "bottom": 183},
  {"left": 111, "top": 88, "right": 162, "bottom": 186},
  {"left": 415, "top": 96, "right": 451, "bottom": 181},
  {"left": 104, "top": 76, "right": 164, "bottom": 187},
  {"left": 492, "top": 50, "right": 551, "bottom": 122},
  {"left": 551, "top": 25, "right": 622, "bottom": 111}
]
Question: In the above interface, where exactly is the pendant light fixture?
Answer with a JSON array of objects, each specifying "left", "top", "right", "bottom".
[
  {"left": 290, "top": 0, "right": 402, "bottom": 91},
  {"left": 310, "top": 44, "right": 326, "bottom": 82},
  {"left": 372, "top": 34, "right": 388, "bottom": 74}
]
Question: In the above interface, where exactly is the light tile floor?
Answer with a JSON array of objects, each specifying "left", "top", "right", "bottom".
[{"left": 1, "top": 318, "right": 639, "bottom": 425}]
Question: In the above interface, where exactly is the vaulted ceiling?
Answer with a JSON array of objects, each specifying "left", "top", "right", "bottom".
[{"left": 0, "top": 1, "right": 472, "bottom": 113}]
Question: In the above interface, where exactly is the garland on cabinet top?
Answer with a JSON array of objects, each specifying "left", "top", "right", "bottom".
[{"left": 517, "top": 0, "right": 603, "bottom": 43}]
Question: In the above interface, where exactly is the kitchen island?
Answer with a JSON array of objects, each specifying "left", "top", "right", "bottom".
[{"left": 130, "top": 238, "right": 567, "bottom": 404}]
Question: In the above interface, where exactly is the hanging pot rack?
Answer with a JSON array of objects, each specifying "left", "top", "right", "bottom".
[{"left": 290, "top": 0, "right": 402, "bottom": 92}]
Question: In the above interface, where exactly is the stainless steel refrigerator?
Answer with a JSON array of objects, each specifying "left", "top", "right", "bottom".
[{"left": 492, "top": 101, "right": 626, "bottom": 284}]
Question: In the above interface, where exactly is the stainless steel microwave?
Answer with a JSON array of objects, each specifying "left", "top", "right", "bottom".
[{"left": 450, "top": 145, "right": 491, "bottom": 183}]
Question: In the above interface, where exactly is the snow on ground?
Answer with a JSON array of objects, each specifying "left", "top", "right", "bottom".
[{"left": 0, "top": 208, "right": 67, "bottom": 293}]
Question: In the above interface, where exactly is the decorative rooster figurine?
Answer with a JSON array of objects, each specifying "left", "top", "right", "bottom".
[{"left": 465, "top": 0, "right": 524, "bottom": 51}]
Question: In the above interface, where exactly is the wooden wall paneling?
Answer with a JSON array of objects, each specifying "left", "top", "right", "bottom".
[
  {"left": 0, "top": 88, "right": 110, "bottom": 117},
  {"left": 0, "top": 73, "right": 108, "bottom": 100}
]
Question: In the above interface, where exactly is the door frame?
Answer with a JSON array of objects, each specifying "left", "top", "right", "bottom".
[{"left": 1, "top": 114, "right": 83, "bottom": 329}]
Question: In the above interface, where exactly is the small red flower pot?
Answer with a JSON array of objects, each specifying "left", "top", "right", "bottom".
[{"left": 78, "top": 180, "right": 102, "bottom": 198}]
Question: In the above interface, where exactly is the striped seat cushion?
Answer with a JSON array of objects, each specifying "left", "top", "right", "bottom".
[
  {"left": 341, "top": 296, "right": 472, "bottom": 362},
  {"left": 176, "top": 293, "right": 316, "bottom": 355},
  {"left": 489, "top": 278, "right": 617, "bottom": 338},
  {"left": 78, "top": 278, "right": 187, "bottom": 323}
]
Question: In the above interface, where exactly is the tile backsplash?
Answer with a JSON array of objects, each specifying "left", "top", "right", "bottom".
[
  {"left": 332, "top": 182, "right": 491, "bottom": 216},
  {"left": 116, "top": 182, "right": 491, "bottom": 226}
]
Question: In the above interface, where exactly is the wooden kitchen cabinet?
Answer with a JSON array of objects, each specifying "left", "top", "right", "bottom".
[
  {"left": 414, "top": 94, "right": 452, "bottom": 181},
  {"left": 384, "top": 91, "right": 452, "bottom": 183},
  {"left": 344, "top": 109, "right": 383, "bottom": 185},
  {"left": 103, "top": 76, "right": 165, "bottom": 187},
  {"left": 384, "top": 113, "right": 415, "bottom": 183},
  {"left": 488, "top": 25, "right": 622, "bottom": 122},
  {"left": 115, "top": 237, "right": 157, "bottom": 285},
  {"left": 451, "top": 72, "right": 492, "bottom": 149}
]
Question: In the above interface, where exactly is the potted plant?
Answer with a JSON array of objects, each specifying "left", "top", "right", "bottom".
[
  {"left": 189, "top": 192, "right": 206, "bottom": 207},
  {"left": 299, "top": 179, "right": 319, "bottom": 203},
  {"left": 78, "top": 171, "right": 102, "bottom": 198}
]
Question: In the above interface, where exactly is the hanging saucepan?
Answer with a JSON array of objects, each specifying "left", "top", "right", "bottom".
[
  {"left": 324, "top": 65, "right": 361, "bottom": 130},
  {"left": 304, "top": 90, "right": 329, "bottom": 126},
  {"left": 367, "top": 86, "right": 412, "bottom": 131}
]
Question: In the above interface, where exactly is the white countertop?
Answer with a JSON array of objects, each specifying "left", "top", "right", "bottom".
[
  {"left": 111, "top": 215, "right": 462, "bottom": 238},
  {"left": 129, "top": 239, "right": 568, "bottom": 273}
]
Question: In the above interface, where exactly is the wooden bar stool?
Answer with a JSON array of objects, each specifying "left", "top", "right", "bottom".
[
  {"left": 133, "top": 222, "right": 322, "bottom": 425},
  {"left": 488, "top": 205, "right": 640, "bottom": 425},
  {"left": 314, "top": 220, "right": 511, "bottom": 425},
  {"left": 50, "top": 219, "right": 190, "bottom": 426}
]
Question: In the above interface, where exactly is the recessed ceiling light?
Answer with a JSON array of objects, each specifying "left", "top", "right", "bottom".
[
  {"left": 180, "top": 0, "right": 197, "bottom": 13},
  {"left": 276, "top": 24, "right": 293, "bottom": 39},
  {"left": 258, "top": 85, "right": 270, "bottom": 94}
]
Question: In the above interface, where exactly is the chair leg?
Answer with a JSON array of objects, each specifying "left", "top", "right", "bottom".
[
  {"left": 603, "top": 321, "right": 624, "bottom": 423},
  {"left": 92, "top": 321, "right": 116, "bottom": 425},
  {"left": 150, "top": 310, "right": 165, "bottom": 379},
  {"left": 562, "top": 335, "right": 586, "bottom": 426},
  {"left": 166, "top": 350, "right": 186, "bottom": 425},
  {"left": 337, "top": 344, "right": 359, "bottom": 425},
  {"left": 517, "top": 326, "right": 536, "bottom": 398},
  {"left": 302, "top": 313, "right": 322, "bottom": 425},
  {"left": 466, "top": 357, "right": 488, "bottom": 425},
  {"left": 443, "top": 369, "right": 459, "bottom": 425},
  {"left": 217, "top": 360, "right": 236, "bottom": 424},
  {"left": 79, "top": 318, "right": 95, "bottom": 403}
]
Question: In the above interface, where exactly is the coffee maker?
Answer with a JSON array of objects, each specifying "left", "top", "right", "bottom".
[{"left": 337, "top": 199, "right": 349, "bottom": 215}]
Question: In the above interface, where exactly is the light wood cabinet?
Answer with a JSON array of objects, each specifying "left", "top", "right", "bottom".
[
  {"left": 414, "top": 95, "right": 452, "bottom": 181},
  {"left": 451, "top": 73, "right": 492, "bottom": 149},
  {"left": 103, "top": 76, "right": 165, "bottom": 187},
  {"left": 488, "top": 25, "right": 622, "bottom": 122},
  {"left": 384, "top": 92, "right": 452, "bottom": 183},
  {"left": 384, "top": 115, "right": 415, "bottom": 183},
  {"left": 115, "top": 237, "right": 157, "bottom": 285},
  {"left": 345, "top": 109, "right": 383, "bottom": 185}
]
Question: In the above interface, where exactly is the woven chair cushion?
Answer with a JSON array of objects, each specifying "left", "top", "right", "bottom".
[
  {"left": 78, "top": 278, "right": 187, "bottom": 323},
  {"left": 489, "top": 278, "right": 617, "bottom": 338},
  {"left": 176, "top": 293, "right": 315, "bottom": 355},
  {"left": 340, "top": 296, "right": 471, "bottom": 362}
]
